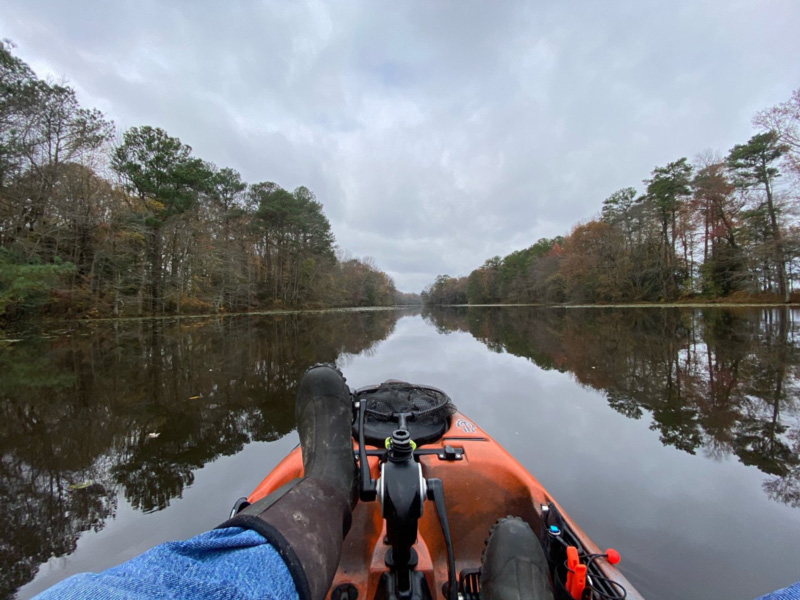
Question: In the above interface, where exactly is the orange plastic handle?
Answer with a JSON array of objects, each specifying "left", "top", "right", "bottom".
[
  {"left": 565, "top": 546, "right": 586, "bottom": 599},
  {"left": 570, "top": 564, "right": 587, "bottom": 599}
]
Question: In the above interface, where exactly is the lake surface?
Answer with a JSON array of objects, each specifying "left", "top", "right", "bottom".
[{"left": 2, "top": 306, "right": 799, "bottom": 600}]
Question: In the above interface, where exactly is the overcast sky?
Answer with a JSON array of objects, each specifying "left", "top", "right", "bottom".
[{"left": 2, "top": 1, "right": 799, "bottom": 291}]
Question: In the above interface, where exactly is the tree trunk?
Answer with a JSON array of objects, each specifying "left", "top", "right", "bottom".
[
  {"left": 763, "top": 177, "right": 789, "bottom": 302},
  {"left": 149, "top": 225, "right": 163, "bottom": 314}
]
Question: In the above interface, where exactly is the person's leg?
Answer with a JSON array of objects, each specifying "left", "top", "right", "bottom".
[
  {"left": 34, "top": 527, "right": 296, "bottom": 600},
  {"left": 481, "top": 517, "right": 555, "bottom": 600},
  {"left": 33, "top": 365, "right": 354, "bottom": 600},
  {"left": 220, "top": 364, "right": 357, "bottom": 600}
]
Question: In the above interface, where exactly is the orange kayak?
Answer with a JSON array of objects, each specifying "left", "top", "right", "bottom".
[{"left": 247, "top": 396, "right": 644, "bottom": 600}]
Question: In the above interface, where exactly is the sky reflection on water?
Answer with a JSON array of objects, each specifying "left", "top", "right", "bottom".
[{"left": 5, "top": 307, "right": 800, "bottom": 600}]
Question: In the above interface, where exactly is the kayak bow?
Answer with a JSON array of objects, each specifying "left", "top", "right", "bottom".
[{"left": 242, "top": 381, "right": 643, "bottom": 600}]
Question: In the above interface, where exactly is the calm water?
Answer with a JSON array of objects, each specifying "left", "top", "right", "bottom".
[{"left": 2, "top": 307, "right": 799, "bottom": 600}]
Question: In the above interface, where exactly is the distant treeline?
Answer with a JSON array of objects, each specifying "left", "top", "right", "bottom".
[
  {"left": 0, "top": 42, "right": 420, "bottom": 321},
  {"left": 423, "top": 89, "right": 800, "bottom": 305}
]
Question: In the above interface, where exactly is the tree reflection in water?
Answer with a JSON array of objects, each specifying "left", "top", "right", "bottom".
[
  {"left": 0, "top": 310, "right": 401, "bottom": 599},
  {"left": 423, "top": 306, "right": 800, "bottom": 508}
]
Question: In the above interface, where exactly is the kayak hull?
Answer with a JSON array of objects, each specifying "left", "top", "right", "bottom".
[{"left": 248, "top": 410, "right": 643, "bottom": 600}]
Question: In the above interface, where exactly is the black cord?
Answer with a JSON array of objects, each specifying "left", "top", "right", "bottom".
[
  {"left": 586, "top": 577, "right": 627, "bottom": 600},
  {"left": 584, "top": 555, "right": 627, "bottom": 600}
]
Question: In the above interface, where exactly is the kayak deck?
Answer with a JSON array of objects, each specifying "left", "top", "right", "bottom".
[{"left": 249, "top": 411, "right": 642, "bottom": 600}]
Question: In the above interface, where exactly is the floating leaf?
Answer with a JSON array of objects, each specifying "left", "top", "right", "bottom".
[{"left": 69, "top": 480, "right": 95, "bottom": 490}]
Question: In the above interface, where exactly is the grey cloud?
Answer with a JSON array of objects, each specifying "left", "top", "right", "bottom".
[{"left": 3, "top": 0, "right": 798, "bottom": 292}]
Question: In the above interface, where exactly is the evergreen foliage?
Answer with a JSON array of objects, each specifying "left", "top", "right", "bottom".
[{"left": 0, "top": 43, "right": 403, "bottom": 321}]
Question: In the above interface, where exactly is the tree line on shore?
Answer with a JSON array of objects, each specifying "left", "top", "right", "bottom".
[
  {"left": 423, "top": 89, "right": 800, "bottom": 306},
  {"left": 0, "top": 41, "right": 418, "bottom": 322}
]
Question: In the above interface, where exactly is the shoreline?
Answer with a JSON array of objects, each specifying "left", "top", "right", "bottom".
[
  {"left": 3, "top": 302, "right": 797, "bottom": 340},
  {"left": 0, "top": 306, "right": 422, "bottom": 339}
]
